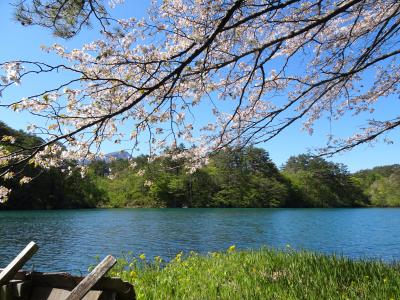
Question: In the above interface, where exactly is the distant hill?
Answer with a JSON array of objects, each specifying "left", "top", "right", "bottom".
[
  {"left": 105, "top": 151, "right": 131, "bottom": 161},
  {"left": 80, "top": 151, "right": 132, "bottom": 165}
]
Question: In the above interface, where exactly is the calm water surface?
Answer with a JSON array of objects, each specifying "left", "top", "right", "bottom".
[{"left": 0, "top": 208, "right": 399, "bottom": 273}]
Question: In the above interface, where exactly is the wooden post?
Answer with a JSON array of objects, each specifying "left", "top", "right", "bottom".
[
  {"left": 0, "top": 242, "right": 38, "bottom": 286},
  {"left": 65, "top": 255, "right": 116, "bottom": 300},
  {"left": 0, "top": 284, "right": 12, "bottom": 300}
]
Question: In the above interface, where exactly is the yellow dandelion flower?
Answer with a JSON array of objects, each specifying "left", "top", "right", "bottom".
[
  {"left": 139, "top": 253, "right": 146, "bottom": 260},
  {"left": 175, "top": 251, "right": 183, "bottom": 262},
  {"left": 227, "top": 245, "right": 236, "bottom": 253}
]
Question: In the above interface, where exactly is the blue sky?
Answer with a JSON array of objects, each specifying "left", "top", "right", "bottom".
[{"left": 0, "top": 1, "right": 399, "bottom": 172}]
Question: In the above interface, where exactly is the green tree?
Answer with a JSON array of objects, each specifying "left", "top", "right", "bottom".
[
  {"left": 14, "top": 0, "right": 110, "bottom": 38},
  {"left": 283, "top": 155, "right": 367, "bottom": 207},
  {"left": 209, "top": 147, "right": 289, "bottom": 207},
  {"left": 353, "top": 165, "right": 400, "bottom": 207}
]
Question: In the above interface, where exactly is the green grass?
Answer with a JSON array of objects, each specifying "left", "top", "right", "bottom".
[{"left": 106, "top": 247, "right": 400, "bottom": 299}]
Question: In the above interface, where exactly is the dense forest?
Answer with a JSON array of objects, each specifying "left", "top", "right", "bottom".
[{"left": 1, "top": 122, "right": 399, "bottom": 209}]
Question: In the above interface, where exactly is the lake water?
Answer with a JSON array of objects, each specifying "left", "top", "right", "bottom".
[{"left": 0, "top": 208, "right": 399, "bottom": 273}]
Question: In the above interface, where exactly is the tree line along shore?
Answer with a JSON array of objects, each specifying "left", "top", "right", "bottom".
[{"left": 1, "top": 121, "right": 399, "bottom": 209}]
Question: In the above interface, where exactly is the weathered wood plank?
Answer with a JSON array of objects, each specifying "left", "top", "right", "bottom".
[
  {"left": 0, "top": 242, "right": 38, "bottom": 286},
  {"left": 65, "top": 255, "right": 116, "bottom": 300}
]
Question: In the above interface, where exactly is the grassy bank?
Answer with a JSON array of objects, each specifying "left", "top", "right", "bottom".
[{"left": 106, "top": 247, "right": 400, "bottom": 299}]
